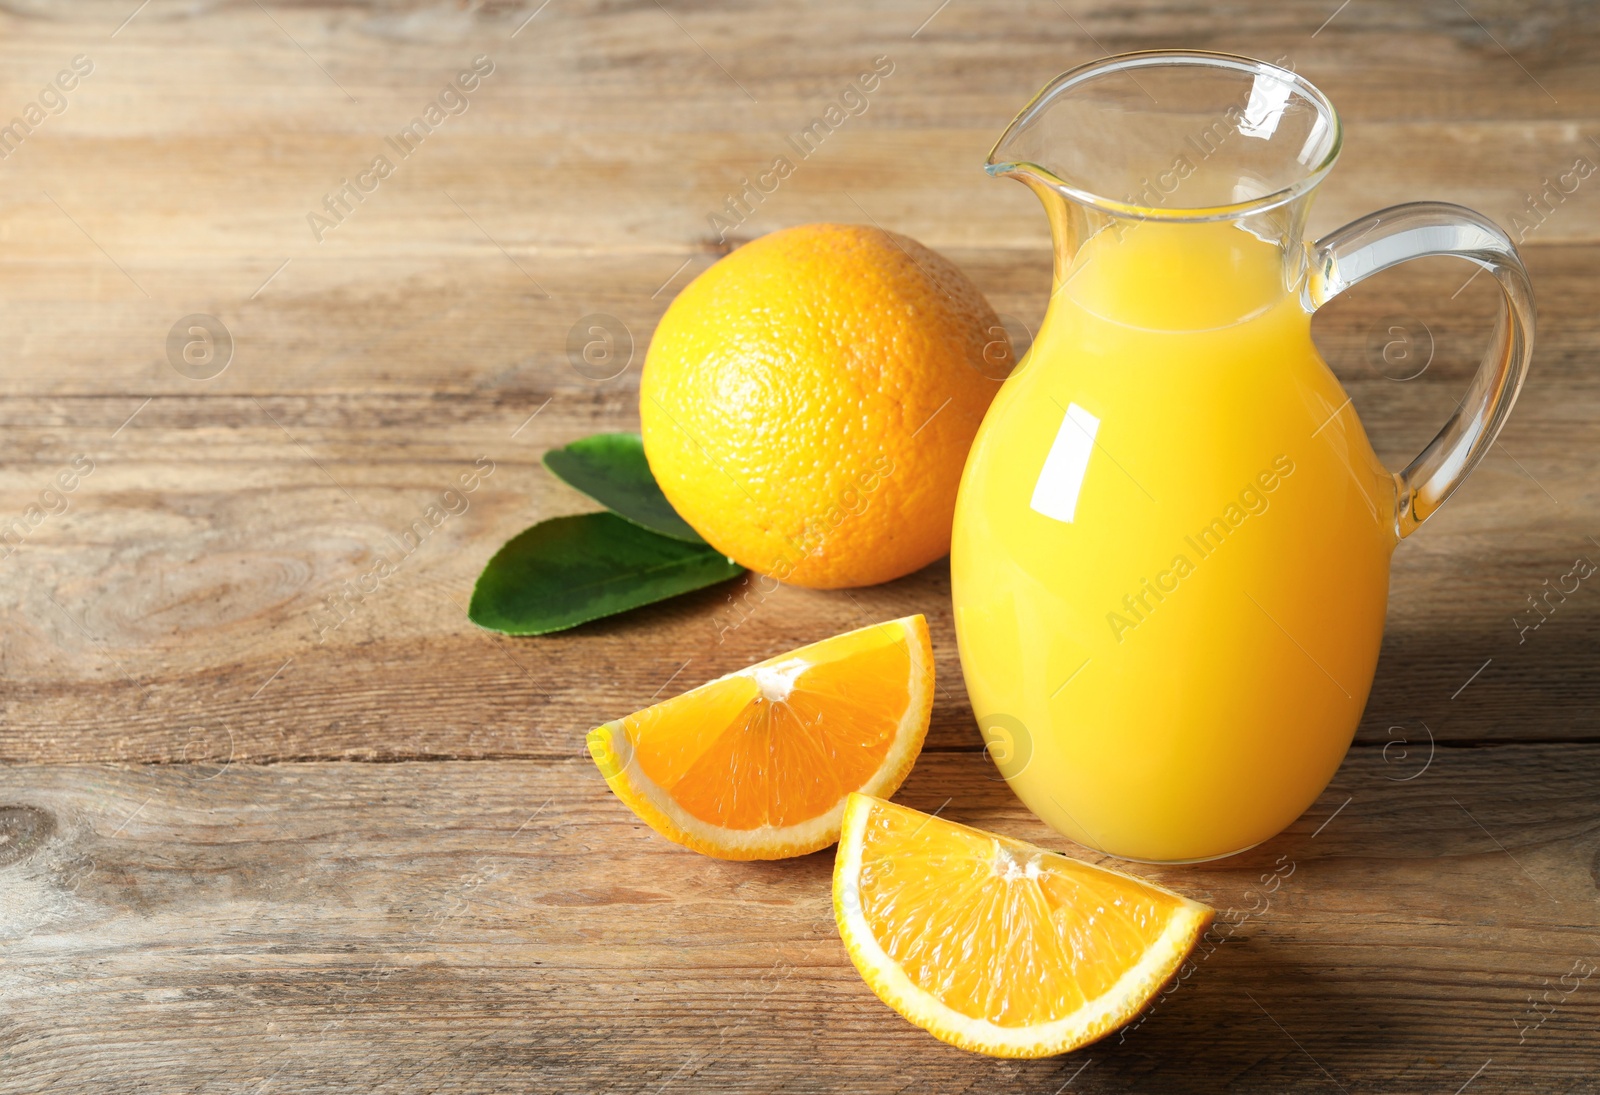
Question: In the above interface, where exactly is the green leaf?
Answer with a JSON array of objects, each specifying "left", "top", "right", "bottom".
[
  {"left": 469, "top": 512, "right": 744, "bottom": 636},
  {"left": 543, "top": 432, "right": 705, "bottom": 544}
]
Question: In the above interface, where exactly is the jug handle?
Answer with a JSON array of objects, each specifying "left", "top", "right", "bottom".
[{"left": 1305, "top": 202, "right": 1535, "bottom": 539}]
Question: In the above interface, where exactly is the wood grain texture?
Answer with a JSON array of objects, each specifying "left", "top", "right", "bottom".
[
  {"left": 1, "top": 749, "right": 1597, "bottom": 1094},
  {"left": 1, "top": 0, "right": 1598, "bottom": 1091},
  {"left": 4, "top": 247, "right": 1598, "bottom": 763}
]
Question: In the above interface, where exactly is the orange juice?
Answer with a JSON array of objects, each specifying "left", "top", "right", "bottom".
[{"left": 951, "top": 220, "right": 1396, "bottom": 862}]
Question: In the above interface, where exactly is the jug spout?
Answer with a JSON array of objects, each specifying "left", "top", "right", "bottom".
[
  {"left": 985, "top": 159, "right": 1089, "bottom": 291},
  {"left": 985, "top": 105, "right": 1109, "bottom": 292},
  {"left": 986, "top": 51, "right": 1342, "bottom": 325}
]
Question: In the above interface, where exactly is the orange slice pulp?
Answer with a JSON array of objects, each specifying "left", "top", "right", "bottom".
[
  {"left": 834, "top": 794, "right": 1214, "bottom": 1057},
  {"left": 586, "top": 616, "right": 933, "bottom": 859}
]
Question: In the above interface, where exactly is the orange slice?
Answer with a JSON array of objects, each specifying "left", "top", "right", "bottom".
[
  {"left": 586, "top": 616, "right": 933, "bottom": 859},
  {"left": 834, "top": 794, "right": 1214, "bottom": 1057}
]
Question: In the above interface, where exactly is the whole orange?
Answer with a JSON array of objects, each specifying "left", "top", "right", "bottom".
[{"left": 640, "top": 223, "right": 1008, "bottom": 589}]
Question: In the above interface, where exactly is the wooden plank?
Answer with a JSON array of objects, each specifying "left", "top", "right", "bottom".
[
  {"left": 0, "top": 3, "right": 1597, "bottom": 401},
  {"left": 1, "top": 246, "right": 1596, "bottom": 764},
  {"left": 1, "top": 746, "right": 1596, "bottom": 1093}
]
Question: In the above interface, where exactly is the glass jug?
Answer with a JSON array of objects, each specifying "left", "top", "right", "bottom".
[{"left": 951, "top": 51, "right": 1533, "bottom": 862}]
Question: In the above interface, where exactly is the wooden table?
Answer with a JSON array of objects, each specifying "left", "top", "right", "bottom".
[{"left": 1, "top": 2, "right": 1596, "bottom": 1091}]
